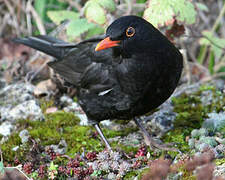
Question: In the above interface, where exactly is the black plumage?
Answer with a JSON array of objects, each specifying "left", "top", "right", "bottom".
[{"left": 13, "top": 16, "right": 183, "bottom": 150}]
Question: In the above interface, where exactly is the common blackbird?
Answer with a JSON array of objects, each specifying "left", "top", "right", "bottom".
[{"left": 13, "top": 16, "right": 183, "bottom": 150}]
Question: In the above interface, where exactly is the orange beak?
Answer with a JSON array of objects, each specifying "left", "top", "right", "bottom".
[{"left": 95, "top": 37, "right": 120, "bottom": 51}]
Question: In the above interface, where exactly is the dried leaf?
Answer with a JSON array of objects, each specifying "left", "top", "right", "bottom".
[
  {"left": 165, "top": 20, "right": 185, "bottom": 41},
  {"left": 34, "top": 79, "right": 56, "bottom": 97}
]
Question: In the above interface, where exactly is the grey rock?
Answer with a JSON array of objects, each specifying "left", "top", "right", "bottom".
[
  {"left": 50, "top": 139, "right": 67, "bottom": 154},
  {"left": 0, "top": 122, "right": 13, "bottom": 136},
  {"left": 8, "top": 100, "right": 44, "bottom": 121},
  {"left": 19, "top": 129, "right": 30, "bottom": 143},
  {"left": 145, "top": 101, "right": 176, "bottom": 137},
  {"left": 0, "top": 82, "right": 34, "bottom": 107},
  {"left": 60, "top": 95, "right": 73, "bottom": 106},
  {"left": 0, "top": 82, "right": 44, "bottom": 122}
]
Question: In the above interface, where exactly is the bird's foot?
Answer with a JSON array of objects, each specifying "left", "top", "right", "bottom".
[
  {"left": 143, "top": 135, "right": 181, "bottom": 153},
  {"left": 134, "top": 117, "right": 181, "bottom": 153}
]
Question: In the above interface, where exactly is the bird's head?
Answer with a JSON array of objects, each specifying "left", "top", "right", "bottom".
[{"left": 95, "top": 15, "right": 166, "bottom": 57}]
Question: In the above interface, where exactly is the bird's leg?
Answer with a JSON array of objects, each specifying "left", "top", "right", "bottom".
[
  {"left": 134, "top": 117, "right": 179, "bottom": 152},
  {"left": 94, "top": 124, "right": 112, "bottom": 150}
]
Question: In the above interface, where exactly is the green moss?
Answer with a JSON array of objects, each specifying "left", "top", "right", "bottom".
[
  {"left": 0, "top": 133, "right": 27, "bottom": 163},
  {"left": 124, "top": 168, "right": 149, "bottom": 180},
  {"left": 199, "top": 84, "right": 215, "bottom": 91},
  {"left": 162, "top": 128, "right": 191, "bottom": 156},
  {"left": 172, "top": 85, "right": 225, "bottom": 130},
  {"left": 114, "top": 119, "right": 131, "bottom": 125},
  {"left": 103, "top": 126, "right": 138, "bottom": 138},
  {"left": 40, "top": 98, "right": 55, "bottom": 113},
  {"left": 111, "top": 142, "right": 138, "bottom": 154},
  {"left": 172, "top": 94, "right": 204, "bottom": 128},
  {"left": 1, "top": 111, "right": 140, "bottom": 162}
]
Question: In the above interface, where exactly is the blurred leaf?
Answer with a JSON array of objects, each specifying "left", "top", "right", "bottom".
[
  {"left": 208, "top": 52, "right": 215, "bottom": 74},
  {"left": 217, "top": 66, "right": 225, "bottom": 74},
  {"left": 137, "top": 0, "right": 147, "bottom": 3},
  {"left": 47, "top": 10, "right": 79, "bottom": 25},
  {"left": 200, "top": 31, "right": 225, "bottom": 59},
  {"left": 0, "top": 161, "right": 4, "bottom": 174},
  {"left": 49, "top": 161, "right": 58, "bottom": 171},
  {"left": 144, "top": 0, "right": 196, "bottom": 27},
  {"left": 95, "top": 0, "right": 116, "bottom": 12},
  {"left": 85, "top": 1, "right": 106, "bottom": 25},
  {"left": 86, "top": 25, "right": 105, "bottom": 39},
  {"left": 34, "top": 0, "right": 47, "bottom": 21},
  {"left": 67, "top": 19, "right": 95, "bottom": 38},
  {"left": 196, "top": 2, "right": 209, "bottom": 12}
]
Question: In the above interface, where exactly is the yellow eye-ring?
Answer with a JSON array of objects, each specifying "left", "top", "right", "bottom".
[{"left": 126, "top": 27, "right": 135, "bottom": 37}]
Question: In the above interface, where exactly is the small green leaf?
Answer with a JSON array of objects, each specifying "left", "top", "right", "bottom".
[
  {"left": 196, "top": 2, "right": 209, "bottom": 12},
  {"left": 67, "top": 18, "right": 95, "bottom": 38},
  {"left": 95, "top": 0, "right": 116, "bottom": 12},
  {"left": 144, "top": 0, "right": 196, "bottom": 27},
  {"left": 49, "top": 161, "right": 58, "bottom": 171},
  {"left": 47, "top": 10, "right": 79, "bottom": 25},
  {"left": 200, "top": 31, "right": 225, "bottom": 59},
  {"left": 86, "top": 25, "right": 105, "bottom": 39},
  {"left": 34, "top": 0, "right": 47, "bottom": 21},
  {"left": 85, "top": 1, "right": 106, "bottom": 25}
]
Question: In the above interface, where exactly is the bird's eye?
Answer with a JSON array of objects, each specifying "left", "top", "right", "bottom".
[{"left": 126, "top": 27, "right": 135, "bottom": 37}]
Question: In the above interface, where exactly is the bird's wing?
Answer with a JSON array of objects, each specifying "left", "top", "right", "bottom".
[
  {"left": 48, "top": 39, "right": 117, "bottom": 93},
  {"left": 13, "top": 35, "right": 117, "bottom": 94}
]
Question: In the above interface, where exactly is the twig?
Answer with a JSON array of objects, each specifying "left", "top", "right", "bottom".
[
  {"left": 125, "top": 0, "right": 132, "bottom": 15},
  {"left": 49, "top": 19, "right": 70, "bottom": 37},
  {"left": 202, "top": 72, "right": 225, "bottom": 82},
  {"left": 26, "top": 0, "right": 46, "bottom": 35},
  {"left": 6, "top": 166, "right": 31, "bottom": 180},
  {"left": 198, "top": 2, "right": 225, "bottom": 64},
  {"left": 25, "top": 1, "right": 32, "bottom": 35},
  {"left": 63, "top": 0, "right": 82, "bottom": 11},
  {"left": 180, "top": 49, "right": 191, "bottom": 85},
  {"left": 182, "top": 34, "right": 225, "bottom": 51},
  {"left": 3, "top": 0, "right": 21, "bottom": 35}
]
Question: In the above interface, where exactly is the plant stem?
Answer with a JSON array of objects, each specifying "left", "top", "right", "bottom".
[{"left": 198, "top": 2, "right": 225, "bottom": 64}]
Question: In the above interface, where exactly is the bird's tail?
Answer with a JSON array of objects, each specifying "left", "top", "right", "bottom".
[{"left": 12, "top": 35, "right": 71, "bottom": 59}]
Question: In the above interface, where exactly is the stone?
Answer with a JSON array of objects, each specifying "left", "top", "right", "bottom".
[
  {"left": 0, "top": 82, "right": 44, "bottom": 122},
  {"left": 49, "top": 139, "right": 67, "bottom": 155},
  {"left": 8, "top": 100, "right": 44, "bottom": 121},
  {"left": 0, "top": 121, "right": 13, "bottom": 136}
]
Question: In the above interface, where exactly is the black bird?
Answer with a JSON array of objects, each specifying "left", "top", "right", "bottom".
[{"left": 13, "top": 16, "right": 183, "bottom": 150}]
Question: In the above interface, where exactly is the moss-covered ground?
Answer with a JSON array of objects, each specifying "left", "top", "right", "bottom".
[{"left": 0, "top": 84, "right": 225, "bottom": 179}]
